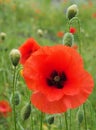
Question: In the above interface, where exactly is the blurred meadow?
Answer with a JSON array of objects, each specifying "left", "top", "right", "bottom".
[{"left": 0, "top": 0, "right": 96, "bottom": 130}]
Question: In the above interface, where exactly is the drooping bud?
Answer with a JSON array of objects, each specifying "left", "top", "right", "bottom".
[
  {"left": 21, "top": 102, "right": 31, "bottom": 121},
  {"left": 47, "top": 116, "right": 54, "bottom": 125},
  {"left": 76, "top": 108, "right": 84, "bottom": 124},
  {"left": 66, "top": 4, "right": 78, "bottom": 20},
  {"left": 63, "top": 32, "right": 74, "bottom": 46},
  {"left": 10, "top": 91, "right": 21, "bottom": 106},
  {"left": 9, "top": 49, "right": 21, "bottom": 67},
  {"left": 0, "top": 32, "right": 6, "bottom": 41}
]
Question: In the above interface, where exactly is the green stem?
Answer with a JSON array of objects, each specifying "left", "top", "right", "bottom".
[
  {"left": 30, "top": 105, "right": 33, "bottom": 130},
  {"left": 59, "top": 115, "right": 62, "bottom": 130},
  {"left": 13, "top": 67, "right": 17, "bottom": 130},
  {"left": 65, "top": 112, "right": 68, "bottom": 130},
  {"left": 40, "top": 112, "right": 43, "bottom": 130},
  {"left": 78, "top": 123, "right": 81, "bottom": 130},
  {"left": 69, "top": 17, "right": 82, "bottom": 53},
  {"left": 48, "top": 125, "right": 51, "bottom": 130},
  {"left": 68, "top": 20, "right": 71, "bottom": 31},
  {"left": 77, "top": 18, "right": 82, "bottom": 54},
  {"left": 83, "top": 104, "right": 87, "bottom": 130},
  {"left": 69, "top": 110, "right": 71, "bottom": 130}
]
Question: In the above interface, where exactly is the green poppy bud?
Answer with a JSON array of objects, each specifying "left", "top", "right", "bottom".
[
  {"left": 63, "top": 32, "right": 74, "bottom": 47},
  {"left": 21, "top": 102, "right": 31, "bottom": 121},
  {"left": 47, "top": 116, "right": 54, "bottom": 125},
  {"left": 66, "top": 4, "right": 78, "bottom": 20},
  {"left": 10, "top": 49, "right": 21, "bottom": 67},
  {"left": 10, "top": 91, "right": 21, "bottom": 106},
  {"left": 77, "top": 108, "right": 84, "bottom": 124},
  {"left": 37, "top": 29, "right": 43, "bottom": 37},
  {"left": 0, "top": 32, "right": 6, "bottom": 41}
]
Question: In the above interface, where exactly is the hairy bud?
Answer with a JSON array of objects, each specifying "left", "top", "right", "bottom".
[
  {"left": 21, "top": 102, "right": 31, "bottom": 121},
  {"left": 63, "top": 32, "right": 74, "bottom": 46},
  {"left": 10, "top": 49, "right": 21, "bottom": 67},
  {"left": 47, "top": 116, "right": 54, "bottom": 125},
  {"left": 10, "top": 91, "right": 21, "bottom": 106},
  {"left": 0, "top": 32, "right": 6, "bottom": 41},
  {"left": 77, "top": 108, "right": 84, "bottom": 124},
  {"left": 37, "top": 29, "right": 43, "bottom": 37},
  {"left": 66, "top": 4, "right": 78, "bottom": 20}
]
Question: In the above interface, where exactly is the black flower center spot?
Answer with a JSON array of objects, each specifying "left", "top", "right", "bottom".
[{"left": 47, "top": 70, "right": 67, "bottom": 89}]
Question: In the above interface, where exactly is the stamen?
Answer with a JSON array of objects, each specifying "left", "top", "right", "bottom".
[
  {"left": 46, "top": 70, "right": 67, "bottom": 89},
  {"left": 54, "top": 76, "right": 60, "bottom": 82}
]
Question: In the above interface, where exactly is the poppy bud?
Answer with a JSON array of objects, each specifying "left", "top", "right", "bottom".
[
  {"left": 47, "top": 116, "right": 54, "bottom": 125},
  {"left": 10, "top": 91, "right": 21, "bottom": 106},
  {"left": 21, "top": 102, "right": 31, "bottom": 121},
  {"left": 37, "top": 29, "right": 43, "bottom": 37},
  {"left": 10, "top": 49, "right": 21, "bottom": 67},
  {"left": 0, "top": 32, "right": 6, "bottom": 41},
  {"left": 63, "top": 32, "right": 74, "bottom": 47},
  {"left": 0, "top": 117, "right": 8, "bottom": 129},
  {"left": 66, "top": 4, "right": 78, "bottom": 20},
  {"left": 77, "top": 108, "right": 84, "bottom": 124}
]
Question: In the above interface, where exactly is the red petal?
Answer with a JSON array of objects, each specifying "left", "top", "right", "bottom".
[
  {"left": 31, "top": 92, "right": 68, "bottom": 114},
  {"left": 19, "top": 38, "right": 40, "bottom": 65}
]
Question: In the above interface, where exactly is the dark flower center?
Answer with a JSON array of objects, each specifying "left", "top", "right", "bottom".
[{"left": 47, "top": 70, "right": 67, "bottom": 89}]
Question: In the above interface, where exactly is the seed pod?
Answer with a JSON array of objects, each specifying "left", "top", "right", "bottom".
[
  {"left": 21, "top": 102, "right": 31, "bottom": 121},
  {"left": 47, "top": 116, "right": 54, "bottom": 125},
  {"left": 63, "top": 32, "right": 74, "bottom": 47},
  {"left": 77, "top": 108, "right": 84, "bottom": 124},
  {"left": 66, "top": 4, "right": 78, "bottom": 20},
  {"left": 9, "top": 49, "right": 21, "bottom": 67}
]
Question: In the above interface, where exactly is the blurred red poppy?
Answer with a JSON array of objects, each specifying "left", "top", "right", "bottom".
[
  {"left": 23, "top": 45, "right": 94, "bottom": 114},
  {"left": 57, "top": 31, "right": 64, "bottom": 38},
  {"left": 92, "top": 13, "right": 96, "bottom": 18},
  {"left": 18, "top": 38, "right": 40, "bottom": 65},
  {"left": 88, "top": 1, "right": 93, "bottom": 7},
  {"left": 70, "top": 27, "right": 76, "bottom": 34},
  {"left": 72, "top": 44, "right": 78, "bottom": 50},
  {"left": 0, "top": 100, "right": 12, "bottom": 117},
  {"left": 35, "top": 9, "right": 41, "bottom": 14}
]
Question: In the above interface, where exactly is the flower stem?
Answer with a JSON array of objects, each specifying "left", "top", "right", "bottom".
[
  {"left": 78, "top": 123, "right": 81, "bottom": 130},
  {"left": 69, "top": 17, "right": 82, "bottom": 53},
  {"left": 40, "top": 112, "right": 43, "bottom": 130},
  {"left": 13, "top": 67, "right": 17, "bottom": 130},
  {"left": 30, "top": 105, "right": 33, "bottom": 130},
  {"left": 65, "top": 112, "right": 68, "bottom": 130},
  {"left": 59, "top": 115, "right": 62, "bottom": 130},
  {"left": 77, "top": 18, "right": 82, "bottom": 54},
  {"left": 48, "top": 125, "right": 51, "bottom": 130},
  {"left": 69, "top": 110, "right": 71, "bottom": 130},
  {"left": 83, "top": 104, "right": 87, "bottom": 130}
]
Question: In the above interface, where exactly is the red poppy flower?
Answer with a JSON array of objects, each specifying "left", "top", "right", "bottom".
[
  {"left": 57, "top": 31, "right": 64, "bottom": 38},
  {"left": 35, "top": 9, "right": 41, "bottom": 14},
  {"left": 18, "top": 38, "right": 40, "bottom": 65},
  {"left": 0, "top": 100, "right": 12, "bottom": 117},
  {"left": 92, "top": 13, "right": 96, "bottom": 18},
  {"left": 72, "top": 44, "right": 78, "bottom": 50},
  {"left": 88, "top": 1, "right": 93, "bottom": 7},
  {"left": 70, "top": 27, "right": 76, "bottom": 34},
  {"left": 23, "top": 45, "right": 94, "bottom": 114}
]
